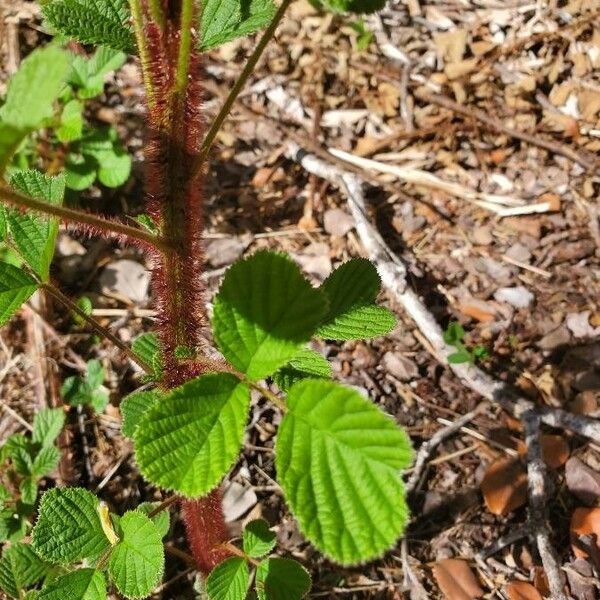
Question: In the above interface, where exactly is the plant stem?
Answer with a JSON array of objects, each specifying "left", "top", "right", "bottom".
[
  {"left": 219, "top": 542, "right": 260, "bottom": 567},
  {"left": 147, "top": 494, "right": 179, "bottom": 518},
  {"left": 128, "top": 0, "right": 157, "bottom": 110},
  {"left": 41, "top": 283, "right": 152, "bottom": 373},
  {"left": 0, "top": 185, "right": 171, "bottom": 252},
  {"left": 175, "top": 0, "right": 195, "bottom": 94},
  {"left": 191, "top": 0, "right": 293, "bottom": 176},
  {"left": 147, "top": 0, "right": 166, "bottom": 30}
]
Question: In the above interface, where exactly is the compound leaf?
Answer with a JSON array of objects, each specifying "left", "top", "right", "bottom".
[
  {"left": 200, "top": 0, "right": 276, "bottom": 51},
  {"left": 273, "top": 348, "right": 331, "bottom": 393},
  {"left": 243, "top": 519, "right": 276, "bottom": 558},
  {"left": 255, "top": 557, "right": 310, "bottom": 600},
  {"left": 32, "top": 487, "right": 110, "bottom": 564},
  {"left": 108, "top": 511, "right": 164, "bottom": 599},
  {"left": 38, "top": 568, "right": 106, "bottom": 600},
  {"left": 0, "top": 543, "right": 49, "bottom": 599},
  {"left": 205, "top": 556, "right": 249, "bottom": 600},
  {"left": 317, "top": 258, "right": 396, "bottom": 340},
  {"left": 275, "top": 379, "right": 413, "bottom": 565},
  {"left": 134, "top": 373, "right": 250, "bottom": 498},
  {"left": 121, "top": 390, "right": 160, "bottom": 439},
  {"left": 32, "top": 408, "right": 65, "bottom": 448},
  {"left": 0, "top": 263, "right": 38, "bottom": 326},
  {"left": 8, "top": 170, "right": 65, "bottom": 281},
  {"left": 42, "top": 0, "right": 136, "bottom": 53},
  {"left": 213, "top": 251, "right": 327, "bottom": 380}
]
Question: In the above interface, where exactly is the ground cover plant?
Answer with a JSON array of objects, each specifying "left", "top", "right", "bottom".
[{"left": 0, "top": 0, "right": 414, "bottom": 597}]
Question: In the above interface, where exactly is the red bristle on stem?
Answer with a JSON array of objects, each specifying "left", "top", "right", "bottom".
[{"left": 141, "top": 0, "right": 231, "bottom": 574}]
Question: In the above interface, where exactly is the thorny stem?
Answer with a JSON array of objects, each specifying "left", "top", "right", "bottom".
[
  {"left": 175, "top": 0, "right": 195, "bottom": 94},
  {"left": 0, "top": 185, "right": 171, "bottom": 252},
  {"left": 41, "top": 283, "right": 152, "bottom": 373},
  {"left": 128, "top": 0, "right": 157, "bottom": 110},
  {"left": 147, "top": 0, "right": 166, "bottom": 30},
  {"left": 191, "top": 0, "right": 294, "bottom": 176}
]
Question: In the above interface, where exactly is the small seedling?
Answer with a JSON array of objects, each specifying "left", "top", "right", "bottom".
[
  {"left": 443, "top": 321, "right": 489, "bottom": 364},
  {"left": 348, "top": 19, "right": 374, "bottom": 51},
  {"left": 61, "top": 358, "right": 110, "bottom": 412}
]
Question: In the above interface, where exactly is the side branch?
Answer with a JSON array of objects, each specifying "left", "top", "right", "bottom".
[{"left": 0, "top": 185, "right": 171, "bottom": 252}]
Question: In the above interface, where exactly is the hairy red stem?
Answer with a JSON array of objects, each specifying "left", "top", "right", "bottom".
[{"left": 141, "top": 0, "right": 231, "bottom": 576}]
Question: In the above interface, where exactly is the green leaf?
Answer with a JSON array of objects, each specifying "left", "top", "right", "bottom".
[
  {"left": 310, "top": 0, "right": 385, "bottom": 14},
  {"left": 57, "top": 99, "right": 83, "bottom": 142},
  {"left": 96, "top": 149, "right": 131, "bottom": 187},
  {"left": 447, "top": 350, "right": 472, "bottom": 364},
  {"left": 108, "top": 511, "right": 164, "bottom": 599},
  {"left": 443, "top": 321, "right": 465, "bottom": 345},
  {"left": 64, "top": 153, "right": 97, "bottom": 191},
  {"left": 32, "top": 408, "right": 65, "bottom": 448},
  {"left": 32, "top": 487, "right": 110, "bottom": 564},
  {"left": 11, "top": 447, "right": 33, "bottom": 476},
  {"left": 273, "top": 348, "right": 331, "bottom": 393},
  {"left": 205, "top": 556, "right": 249, "bottom": 600},
  {"left": 31, "top": 447, "right": 61, "bottom": 478},
  {"left": 0, "top": 262, "right": 38, "bottom": 326},
  {"left": 0, "top": 46, "right": 70, "bottom": 130},
  {"left": 43, "top": 0, "right": 136, "bottom": 53},
  {"left": 243, "top": 519, "right": 276, "bottom": 558},
  {"left": 275, "top": 379, "right": 413, "bottom": 565},
  {"left": 62, "top": 359, "right": 108, "bottom": 411},
  {"left": 134, "top": 373, "right": 250, "bottom": 498},
  {"left": 120, "top": 390, "right": 160, "bottom": 438},
  {"left": 200, "top": 0, "right": 277, "bottom": 51},
  {"left": 255, "top": 558, "right": 311, "bottom": 600},
  {"left": 132, "top": 332, "right": 162, "bottom": 381},
  {"left": 19, "top": 479, "right": 37, "bottom": 506},
  {"left": 38, "top": 569, "right": 106, "bottom": 600},
  {"left": 0, "top": 543, "right": 48, "bottom": 599},
  {"left": 87, "top": 46, "right": 127, "bottom": 79},
  {"left": 213, "top": 251, "right": 327, "bottom": 380},
  {"left": 8, "top": 170, "right": 65, "bottom": 281},
  {"left": 317, "top": 258, "right": 396, "bottom": 340},
  {"left": 136, "top": 503, "right": 170, "bottom": 539}
]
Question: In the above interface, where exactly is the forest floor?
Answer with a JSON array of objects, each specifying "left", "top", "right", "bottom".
[{"left": 1, "top": 0, "right": 600, "bottom": 598}]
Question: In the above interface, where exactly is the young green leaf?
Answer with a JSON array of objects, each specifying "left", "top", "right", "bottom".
[
  {"left": 32, "top": 408, "right": 65, "bottom": 448},
  {"left": 42, "top": 0, "right": 136, "bottom": 53},
  {"left": 272, "top": 348, "right": 332, "bottom": 393},
  {"left": 200, "top": 0, "right": 277, "bottom": 51},
  {"left": 0, "top": 543, "right": 49, "bottom": 599},
  {"left": 57, "top": 99, "right": 84, "bottom": 142},
  {"left": 205, "top": 556, "right": 249, "bottom": 600},
  {"left": 31, "top": 447, "right": 61, "bottom": 478},
  {"left": 0, "top": 46, "right": 70, "bottom": 131},
  {"left": 310, "top": 0, "right": 385, "bottom": 14},
  {"left": 78, "top": 127, "right": 131, "bottom": 188},
  {"left": 19, "top": 479, "right": 37, "bottom": 506},
  {"left": 243, "top": 519, "right": 276, "bottom": 558},
  {"left": 62, "top": 359, "right": 109, "bottom": 412},
  {"left": 8, "top": 170, "right": 65, "bottom": 281},
  {"left": 213, "top": 251, "right": 327, "bottom": 380},
  {"left": 0, "top": 262, "right": 38, "bottom": 326},
  {"left": 120, "top": 390, "right": 160, "bottom": 438},
  {"left": 275, "top": 379, "right": 413, "bottom": 565},
  {"left": 108, "top": 511, "right": 164, "bottom": 599},
  {"left": 32, "top": 487, "right": 110, "bottom": 563},
  {"left": 317, "top": 258, "right": 396, "bottom": 340},
  {"left": 132, "top": 332, "right": 162, "bottom": 381},
  {"left": 255, "top": 557, "right": 311, "bottom": 600},
  {"left": 443, "top": 321, "right": 465, "bottom": 346},
  {"left": 134, "top": 373, "right": 250, "bottom": 497},
  {"left": 136, "top": 502, "right": 170, "bottom": 539},
  {"left": 64, "top": 153, "right": 97, "bottom": 191},
  {"left": 38, "top": 568, "right": 106, "bottom": 600},
  {"left": 447, "top": 350, "right": 472, "bottom": 364}
]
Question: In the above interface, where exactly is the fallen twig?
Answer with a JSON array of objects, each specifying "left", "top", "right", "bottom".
[
  {"left": 523, "top": 410, "right": 568, "bottom": 600},
  {"left": 286, "top": 142, "right": 600, "bottom": 443}
]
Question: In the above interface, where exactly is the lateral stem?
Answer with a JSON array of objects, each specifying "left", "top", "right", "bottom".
[
  {"left": 175, "top": 0, "right": 195, "bottom": 94},
  {"left": 0, "top": 185, "right": 171, "bottom": 252},
  {"left": 147, "top": 494, "right": 179, "bottom": 518},
  {"left": 191, "top": 0, "right": 293, "bottom": 177},
  {"left": 218, "top": 542, "right": 260, "bottom": 567},
  {"left": 128, "top": 0, "right": 157, "bottom": 110},
  {"left": 41, "top": 283, "right": 152, "bottom": 373}
]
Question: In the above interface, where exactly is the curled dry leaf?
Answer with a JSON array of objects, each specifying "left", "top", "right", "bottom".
[
  {"left": 565, "top": 457, "right": 600, "bottom": 505},
  {"left": 570, "top": 507, "right": 600, "bottom": 558},
  {"left": 505, "top": 581, "right": 543, "bottom": 600},
  {"left": 431, "top": 558, "right": 484, "bottom": 600},
  {"left": 480, "top": 457, "right": 528, "bottom": 516}
]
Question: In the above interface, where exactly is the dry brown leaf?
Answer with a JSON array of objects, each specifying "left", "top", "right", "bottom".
[
  {"left": 432, "top": 559, "right": 484, "bottom": 600},
  {"left": 570, "top": 507, "right": 600, "bottom": 558},
  {"left": 481, "top": 457, "right": 528, "bottom": 515},
  {"left": 515, "top": 434, "right": 569, "bottom": 469},
  {"left": 505, "top": 581, "right": 543, "bottom": 600}
]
